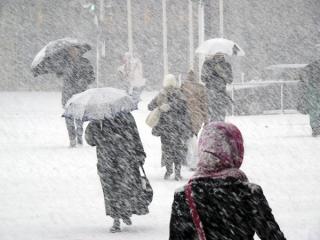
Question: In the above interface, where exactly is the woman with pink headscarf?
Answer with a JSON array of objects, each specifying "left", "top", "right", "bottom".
[{"left": 169, "top": 122, "right": 286, "bottom": 240}]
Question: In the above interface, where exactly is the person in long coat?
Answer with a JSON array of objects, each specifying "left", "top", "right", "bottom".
[
  {"left": 85, "top": 112, "right": 148, "bottom": 232},
  {"left": 297, "top": 59, "right": 320, "bottom": 136},
  {"left": 118, "top": 52, "right": 146, "bottom": 102},
  {"left": 169, "top": 122, "right": 286, "bottom": 240},
  {"left": 181, "top": 70, "right": 208, "bottom": 169},
  {"left": 201, "top": 54, "right": 233, "bottom": 122},
  {"left": 181, "top": 70, "right": 208, "bottom": 135},
  {"left": 59, "top": 48, "right": 95, "bottom": 147},
  {"left": 148, "top": 74, "right": 192, "bottom": 180}
]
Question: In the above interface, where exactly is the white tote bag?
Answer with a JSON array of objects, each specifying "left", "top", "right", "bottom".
[
  {"left": 145, "top": 107, "right": 161, "bottom": 128},
  {"left": 186, "top": 135, "right": 198, "bottom": 169}
]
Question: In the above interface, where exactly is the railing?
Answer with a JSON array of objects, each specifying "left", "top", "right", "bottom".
[{"left": 229, "top": 80, "right": 299, "bottom": 115}]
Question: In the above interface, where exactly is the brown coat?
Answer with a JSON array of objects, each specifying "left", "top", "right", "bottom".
[{"left": 181, "top": 81, "right": 208, "bottom": 135}]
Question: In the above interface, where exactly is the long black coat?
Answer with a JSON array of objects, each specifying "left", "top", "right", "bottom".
[
  {"left": 61, "top": 57, "right": 95, "bottom": 106},
  {"left": 148, "top": 87, "right": 192, "bottom": 143},
  {"left": 85, "top": 112, "right": 148, "bottom": 218},
  {"left": 201, "top": 56, "right": 233, "bottom": 121},
  {"left": 169, "top": 177, "right": 286, "bottom": 240},
  {"left": 148, "top": 87, "right": 192, "bottom": 166}
]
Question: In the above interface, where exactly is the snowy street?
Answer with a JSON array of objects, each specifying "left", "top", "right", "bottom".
[{"left": 0, "top": 91, "right": 320, "bottom": 240}]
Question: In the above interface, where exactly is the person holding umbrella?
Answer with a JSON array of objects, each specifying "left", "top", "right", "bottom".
[
  {"left": 31, "top": 38, "right": 95, "bottom": 147},
  {"left": 197, "top": 38, "right": 245, "bottom": 122},
  {"left": 60, "top": 48, "right": 95, "bottom": 147},
  {"left": 63, "top": 87, "right": 151, "bottom": 233},
  {"left": 201, "top": 53, "right": 233, "bottom": 122}
]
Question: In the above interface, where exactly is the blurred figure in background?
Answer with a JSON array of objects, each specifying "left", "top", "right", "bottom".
[
  {"left": 148, "top": 74, "right": 192, "bottom": 180},
  {"left": 118, "top": 52, "right": 146, "bottom": 103},
  {"left": 181, "top": 70, "right": 208, "bottom": 170},
  {"left": 297, "top": 59, "right": 320, "bottom": 137},
  {"left": 169, "top": 122, "right": 286, "bottom": 240},
  {"left": 201, "top": 53, "right": 233, "bottom": 122}
]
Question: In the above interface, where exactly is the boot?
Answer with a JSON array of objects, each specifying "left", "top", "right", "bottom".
[
  {"left": 69, "top": 139, "right": 76, "bottom": 148},
  {"left": 312, "top": 128, "right": 320, "bottom": 137},
  {"left": 122, "top": 217, "right": 132, "bottom": 225},
  {"left": 110, "top": 219, "right": 121, "bottom": 233},
  {"left": 77, "top": 136, "right": 83, "bottom": 145},
  {"left": 164, "top": 164, "right": 173, "bottom": 180},
  {"left": 174, "top": 174, "right": 182, "bottom": 181},
  {"left": 164, "top": 171, "right": 172, "bottom": 180},
  {"left": 174, "top": 164, "right": 182, "bottom": 181}
]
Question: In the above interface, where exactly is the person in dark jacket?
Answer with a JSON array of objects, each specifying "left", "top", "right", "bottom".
[
  {"left": 297, "top": 60, "right": 320, "bottom": 136},
  {"left": 85, "top": 112, "right": 148, "bottom": 232},
  {"left": 58, "top": 48, "right": 95, "bottom": 147},
  {"left": 148, "top": 74, "right": 192, "bottom": 180},
  {"left": 201, "top": 54, "right": 233, "bottom": 122},
  {"left": 169, "top": 122, "right": 286, "bottom": 240}
]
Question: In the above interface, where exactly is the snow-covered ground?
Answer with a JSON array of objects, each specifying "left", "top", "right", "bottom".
[{"left": 0, "top": 91, "right": 320, "bottom": 240}]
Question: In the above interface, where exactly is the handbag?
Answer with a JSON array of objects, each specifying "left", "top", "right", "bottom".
[
  {"left": 140, "top": 165, "right": 153, "bottom": 205},
  {"left": 145, "top": 107, "right": 161, "bottom": 128},
  {"left": 186, "top": 135, "right": 198, "bottom": 168}
]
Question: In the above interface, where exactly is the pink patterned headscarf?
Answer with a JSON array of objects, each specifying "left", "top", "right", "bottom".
[{"left": 194, "top": 122, "right": 247, "bottom": 181}]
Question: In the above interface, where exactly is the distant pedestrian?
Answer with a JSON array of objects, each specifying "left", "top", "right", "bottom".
[
  {"left": 297, "top": 60, "right": 320, "bottom": 136},
  {"left": 148, "top": 74, "right": 192, "bottom": 180},
  {"left": 181, "top": 70, "right": 208, "bottom": 169},
  {"left": 201, "top": 53, "right": 233, "bottom": 122},
  {"left": 169, "top": 122, "right": 286, "bottom": 240},
  {"left": 58, "top": 48, "right": 95, "bottom": 147},
  {"left": 118, "top": 52, "right": 146, "bottom": 103},
  {"left": 85, "top": 112, "right": 149, "bottom": 233}
]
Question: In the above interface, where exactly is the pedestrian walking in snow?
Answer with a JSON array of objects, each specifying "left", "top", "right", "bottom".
[
  {"left": 148, "top": 74, "right": 192, "bottom": 181},
  {"left": 59, "top": 48, "right": 95, "bottom": 147},
  {"left": 201, "top": 53, "right": 233, "bottom": 122},
  {"left": 85, "top": 112, "right": 149, "bottom": 233},
  {"left": 169, "top": 122, "right": 286, "bottom": 240},
  {"left": 118, "top": 52, "right": 146, "bottom": 103},
  {"left": 31, "top": 38, "right": 94, "bottom": 147},
  {"left": 181, "top": 70, "right": 208, "bottom": 169},
  {"left": 297, "top": 59, "right": 320, "bottom": 137}
]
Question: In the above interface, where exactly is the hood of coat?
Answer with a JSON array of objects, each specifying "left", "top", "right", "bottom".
[
  {"left": 186, "top": 70, "right": 197, "bottom": 82},
  {"left": 207, "top": 54, "right": 227, "bottom": 65},
  {"left": 163, "top": 74, "right": 178, "bottom": 88},
  {"left": 197, "top": 122, "right": 244, "bottom": 172}
]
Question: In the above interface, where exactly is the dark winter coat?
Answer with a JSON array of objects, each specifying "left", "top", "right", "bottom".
[
  {"left": 169, "top": 177, "right": 286, "bottom": 240},
  {"left": 85, "top": 112, "right": 148, "bottom": 218},
  {"left": 148, "top": 86, "right": 192, "bottom": 167},
  {"left": 149, "top": 87, "right": 192, "bottom": 141},
  {"left": 297, "top": 60, "right": 320, "bottom": 115},
  {"left": 150, "top": 88, "right": 192, "bottom": 139},
  {"left": 201, "top": 55, "right": 233, "bottom": 91},
  {"left": 201, "top": 55, "right": 233, "bottom": 121},
  {"left": 61, "top": 57, "right": 95, "bottom": 107}
]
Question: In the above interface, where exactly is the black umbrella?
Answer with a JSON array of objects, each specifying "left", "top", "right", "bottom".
[{"left": 31, "top": 38, "right": 91, "bottom": 77}]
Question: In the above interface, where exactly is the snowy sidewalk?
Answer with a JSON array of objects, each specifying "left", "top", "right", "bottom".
[{"left": 0, "top": 91, "right": 319, "bottom": 240}]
